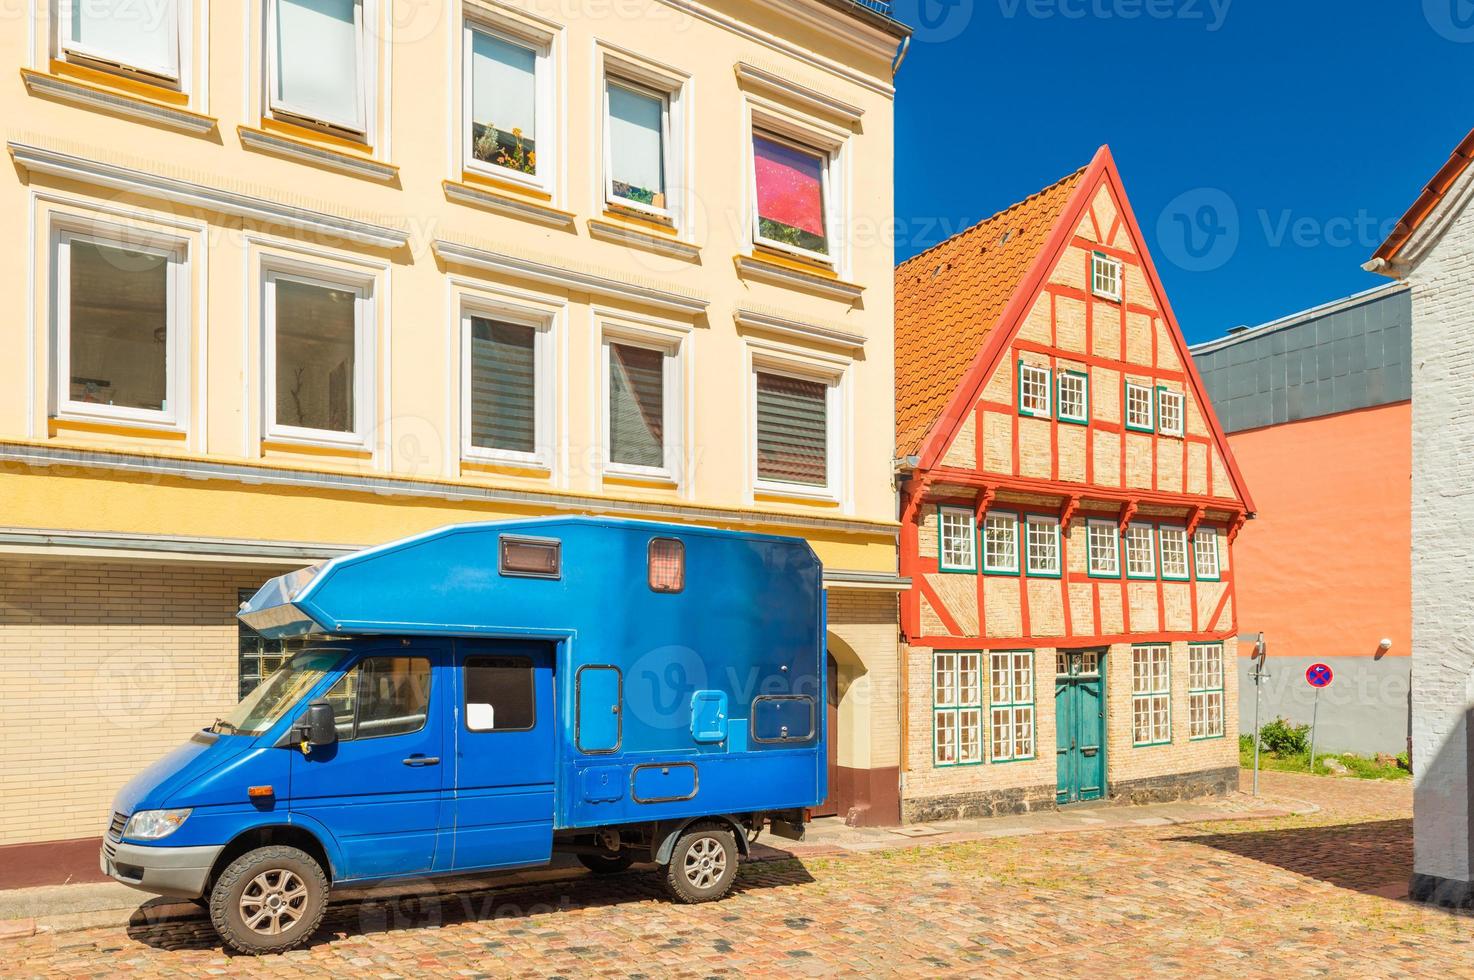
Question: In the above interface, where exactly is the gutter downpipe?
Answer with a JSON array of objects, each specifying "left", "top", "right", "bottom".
[{"left": 892, "top": 34, "right": 910, "bottom": 77}]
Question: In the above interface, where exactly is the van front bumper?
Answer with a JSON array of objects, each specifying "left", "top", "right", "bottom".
[{"left": 100, "top": 839, "right": 223, "bottom": 900}]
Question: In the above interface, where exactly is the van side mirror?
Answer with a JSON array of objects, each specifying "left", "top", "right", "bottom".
[{"left": 298, "top": 701, "right": 338, "bottom": 749}]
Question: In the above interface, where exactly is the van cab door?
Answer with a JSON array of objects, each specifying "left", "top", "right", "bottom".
[
  {"left": 446, "top": 640, "right": 556, "bottom": 872},
  {"left": 290, "top": 644, "right": 445, "bottom": 880}
]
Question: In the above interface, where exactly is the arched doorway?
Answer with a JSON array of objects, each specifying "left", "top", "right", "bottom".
[{"left": 814, "top": 652, "right": 841, "bottom": 817}]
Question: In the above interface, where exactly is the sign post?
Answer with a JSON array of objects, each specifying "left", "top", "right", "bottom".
[
  {"left": 1249, "top": 633, "right": 1267, "bottom": 796},
  {"left": 1305, "top": 662, "right": 1333, "bottom": 772}
]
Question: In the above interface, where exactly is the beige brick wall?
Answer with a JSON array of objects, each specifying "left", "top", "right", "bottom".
[
  {"left": 1105, "top": 638, "right": 1239, "bottom": 785},
  {"left": 0, "top": 558, "right": 286, "bottom": 845},
  {"left": 826, "top": 588, "right": 900, "bottom": 772}
]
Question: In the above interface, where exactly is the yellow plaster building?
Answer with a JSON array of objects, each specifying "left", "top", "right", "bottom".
[{"left": 0, "top": 0, "right": 911, "bottom": 852}]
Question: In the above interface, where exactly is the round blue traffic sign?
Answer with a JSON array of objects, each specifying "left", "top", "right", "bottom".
[{"left": 1306, "top": 663, "right": 1333, "bottom": 688}]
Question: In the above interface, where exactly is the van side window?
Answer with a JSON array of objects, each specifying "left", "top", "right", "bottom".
[
  {"left": 327, "top": 657, "right": 431, "bottom": 740},
  {"left": 464, "top": 656, "right": 535, "bottom": 731}
]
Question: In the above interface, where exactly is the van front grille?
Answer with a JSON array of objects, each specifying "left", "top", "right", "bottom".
[{"left": 107, "top": 811, "right": 128, "bottom": 842}]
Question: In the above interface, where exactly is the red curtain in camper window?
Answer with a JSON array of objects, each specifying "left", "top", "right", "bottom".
[{"left": 753, "top": 134, "right": 826, "bottom": 245}]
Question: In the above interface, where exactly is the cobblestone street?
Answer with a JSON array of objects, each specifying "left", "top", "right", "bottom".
[{"left": 10, "top": 772, "right": 1465, "bottom": 978}]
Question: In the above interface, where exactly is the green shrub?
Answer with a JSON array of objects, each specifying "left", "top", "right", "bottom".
[{"left": 1258, "top": 717, "right": 1310, "bottom": 755}]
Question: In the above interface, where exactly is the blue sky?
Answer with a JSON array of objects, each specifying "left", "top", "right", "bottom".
[{"left": 889, "top": 0, "right": 1473, "bottom": 344}]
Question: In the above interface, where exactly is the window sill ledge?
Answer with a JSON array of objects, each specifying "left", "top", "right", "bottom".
[
  {"left": 753, "top": 486, "right": 842, "bottom": 508},
  {"left": 603, "top": 470, "right": 681, "bottom": 490},
  {"left": 22, "top": 68, "right": 216, "bottom": 135},
  {"left": 461, "top": 457, "right": 553, "bottom": 478},
  {"left": 588, "top": 217, "right": 700, "bottom": 261},
  {"left": 443, "top": 179, "right": 576, "bottom": 230},
  {"left": 734, "top": 253, "right": 863, "bottom": 303},
  {"left": 240, "top": 125, "right": 398, "bottom": 183},
  {"left": 49, "top": 414, "right": 188, "bottom": 440},
  {"left": 261, "top": 437, "right": 373, "bottom": 459}
]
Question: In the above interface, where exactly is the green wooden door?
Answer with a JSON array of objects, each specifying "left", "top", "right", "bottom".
[{"left": 1055, "top": 651, "right": 1106, "bottom": 804}]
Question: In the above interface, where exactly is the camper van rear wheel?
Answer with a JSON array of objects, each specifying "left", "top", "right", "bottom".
[
  {"left": 578, "top": 851, "right": 636, "bottom": 875},
  {"left": 662, "top": 826, "right": 737, "bottom": 903},
  {"left": 209, "top": 845, "right": 328, "bottom": 955}
]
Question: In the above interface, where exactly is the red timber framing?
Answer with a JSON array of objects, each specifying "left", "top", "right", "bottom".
[{"left": 897, "top": 145, "right": 1254, "bottom": 653}]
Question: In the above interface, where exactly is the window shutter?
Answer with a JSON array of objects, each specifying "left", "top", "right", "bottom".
[
  {"left": 274, "top": 0, "right": 362, "bottom": 130},
  {"left": 69, "top": 0, "right": 178, "bottom": 77},
  {"left": 469, "top": 318, "right": 536, "bottom": 454},
  {"left": 756, "top": 372, "right": 827, "bottom": 486},
  {"left": 609, "top": 343, "right": 665, "bottom": 467}
]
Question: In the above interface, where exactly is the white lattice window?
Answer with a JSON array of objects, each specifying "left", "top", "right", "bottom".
[
  {"left": 1158, "top": 526, "right": 1189, "bottom": 580},
  {"left": 1018, "top": 362, "right": 1051, "bottom": 418},
  {"left": 1092, "top": 252, "right": 1122, "bottom": 300},
  {"left": 1025, "top": 516, "right": 1060, "bottom": 577},
  {"left": 938, "top": 507, "right": 976, "bottom": 572},
  {"left": 1125, "top": 381, "right": 1154, "bottom": 431},
  {"left": 1188, "top": 643, "right": 1224, "bottom": 739},
  {"left": 1124, "top": 523, "right": 1155, "bottom": 578},
  {"left": 990, "top": 650, "right": 1035, "bottom": 761},
  {"left": 1087, "top": 520, "right": 1119, "bottom": 577},
  {"left": 1057, "top": 371, "right": 1088, "bottom": 422},
  {"left": 934, "top": 652, "right": 983, "bottom": 766},
  {"left": 983, "top": 513, "right": 1019, "bottom": 574},
  {"left": 1194, "top": 528, "right": 1221, "bottom": 580},
  {"left": 1132, "top": 645, "right": 1172, "bottom": 745},
  {"left": 1158, "top": 388, "right": 1184, "bottom": 437}
]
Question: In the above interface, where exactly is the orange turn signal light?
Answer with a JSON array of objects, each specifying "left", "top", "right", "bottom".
[{"left": 247, "top": 785, "right": 274, "bottom": 799}]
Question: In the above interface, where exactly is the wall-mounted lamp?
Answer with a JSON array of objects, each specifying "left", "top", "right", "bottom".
[{"left": 1375, "top": 638, "right": 1393, "bottom": 660}]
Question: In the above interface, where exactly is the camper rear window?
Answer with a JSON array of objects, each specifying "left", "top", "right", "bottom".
[
  {"left": 499, "top": 535, "right": 561, "bottom": 578},
  {"left": 648, "top": 537, "right": 684, "bottom": 593}
]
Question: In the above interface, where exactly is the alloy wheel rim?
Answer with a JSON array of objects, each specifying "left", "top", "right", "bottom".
[
  {"left": 683, "top": 836, "right": 727, "bottom": 890},
  {"left": 239, "top": 868, "right": 309, "bottom": 936}
]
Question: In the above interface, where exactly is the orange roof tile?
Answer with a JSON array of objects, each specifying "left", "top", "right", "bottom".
[
  {"left": 1371, "top": 125, "right": 1474, "bottom": 266},
  {"left": 894, "top": 164, "right": 1087, "bottom": 457}
]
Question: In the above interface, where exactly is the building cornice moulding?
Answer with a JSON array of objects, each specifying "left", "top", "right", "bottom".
[
  {"left": 734, "top": 306, "right": 866, "bottom": 351},
  {"left": 238, "top": 126, "right": 399, "bottom": 183},
  {"left": 734, "top": 62, "right": 864, "bottom": 125}
]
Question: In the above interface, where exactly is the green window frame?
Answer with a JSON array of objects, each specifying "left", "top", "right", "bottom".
[
  {"left": 1086, "top": 519, "right": 1120, "bottom": 578},
  {"left": 937, "top": 505, "right": 977, "bottom": 573},
  {"left": 1057, "top": 369, "right": 1089, "bottom": 424},
  {"left": 1131, "top": 644, "right": 1172, "bottom": 746},
  {"left": 1193, "top": 528, "right": 1222, "bottom": 581},
  {"left": 1123, "top": 522, "right": 1156, "bottom": 580},
  {"left": 1158, "top": 525, "right": 1190, "bottom": 581},
  {"left": 1157, "top": 386, "right": 1185, "bottom": 438},
  {"left": 1017, "top": 360, "right": 1051, "bottom": 419},
  {"left": 1124, "top": 379, "right": 1154, "bottom": 433},
  {"left": 1091, "top": 251, "right": 1122, "bottom": 301},
  {"left": 933, "top": 651, "right": 983, "bottom": 766},
  {"left": 982, "top": 511, "right": 1020, "bottom": 576},
  {"left": 989, "top": 650, "right": 1035, "bottom": 762},
  {"left": 1024, "top": 514, "right": 1061, "bottom": 579},
  {"left": 1188, "top": 643, "right": 1225, "bottom": 740}
]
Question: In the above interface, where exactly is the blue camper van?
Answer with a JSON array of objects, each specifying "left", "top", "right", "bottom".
[{"left": 101, "top": 518, "right": 825, "bottom": 954}]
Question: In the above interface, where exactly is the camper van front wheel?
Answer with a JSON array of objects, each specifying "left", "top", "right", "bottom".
[
  {"left": 662, "top": 826, "right": 737, "bottom": 903},
  {"left": 208, "top": 845, "right": 329, "bottom": 955}
]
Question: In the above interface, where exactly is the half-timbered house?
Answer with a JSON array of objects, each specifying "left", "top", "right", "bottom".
[{"left": 894, "top": 147, "right": 1255, "bottom": 821}]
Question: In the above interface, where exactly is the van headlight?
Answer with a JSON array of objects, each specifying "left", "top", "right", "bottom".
[{"left": 123, "top": 809, "right": 192, "bottom": 841}]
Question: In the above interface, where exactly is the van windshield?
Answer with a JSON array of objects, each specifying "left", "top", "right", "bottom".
[{"left": 210, "top": 650, "right": 346, "bottom": 736}]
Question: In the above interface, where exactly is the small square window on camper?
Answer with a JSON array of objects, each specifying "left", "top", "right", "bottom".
[
  {"left": 751, "top": 695, "right": 815, "bottom": 743},
  {"left": 464, "top": 656, "right": 534, "bottom": 731},
  {"left": 648, "top": 537, "right": 684, "bottom": 592},
  {"left": 499, "top": 535, "right": 560, "bottom": 578}
]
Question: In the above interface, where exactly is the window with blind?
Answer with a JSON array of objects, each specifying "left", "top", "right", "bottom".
[
  {"left": 606, "top": 78, "right": 667, "bottom": 214},
  {"left": 62, "top": 0, "right": 181, "bottom": 80},
  {"left": 270, "top": 0, "right": 367, "bottom": 134},
  {"left": 466, "top": 22, "right": 541, "bottom": 180},
  {"left": 608, "top": 342, "right": 667, "bottom": 472},
  {"left": 467, "top": 317, "right": 537, "bottom": 458},
  {"left": 752, "top": 132, "right": 829, "bottom": 259},
  {"left": 755, "top": 371, "right": 829, "bottom": 490}
]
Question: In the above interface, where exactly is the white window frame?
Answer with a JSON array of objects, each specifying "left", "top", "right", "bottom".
[
  {"left": 982, "top": 511, "right": 1020, "bottom": 575},
  {"left": 1157, "top": 387, "right": 1185, "bottom": 437},
  {"left": 462, "top": 14, "right": 554, "bottom": 192},
  {"left": 602, "top": 74, "right": 672, "bottom": 221},
  {"left": 266, "top": 0, "right": 374, "bottom": 137},
  {"left": 1188, "top": 643, "right": 1225, "bottom": 740},
  {"left": 748, "top": 119, "right": 841, "bottom": 269},
  {"left": 52, "top": 223, "right": 190, "bottom": 431},
  {"left": 602, "top": 327, "right": 683, "bottom": 484},
  {"left": 1124, "top": 379, "right": 1154, "bottom": 432},
  {"left": 1158, "top": 525, "right": 1190, "bottom": 581},
  {"left": 459, "top": 300, "right": 554, "bottom": 470},
  {"left": 1124, "top": 522, "right": 1156, "bottom": 579},
  {"left": 989, "top": 650, "right": 1035, "bottom": 762},
  {"left": 1194, "top": 528, "right": 1222, "bottom": 581},
  {"left": 1018, "top": 361, "right": 1051, "bottom": 418},
  {"left": 1024, "top": 515, "right": 1061, "bottom": 578},
  {"left": 1132, "top": 644, "right": 1172, "bottom": 746},
  {"left": 1057, "top": 370, "right": 1088, "bottom": 423},
  {"left": 749, "top": 354, "right": 845, "bottom": 503},
  {"left": 1086, "top": 519, "right": 1120, "bottom": 578},
  {"left": 937, "top": 506, "right": 977, "bottom": 572},
  {"left": 1091, "top": 251, "right": 1122, "bottom": 301},
  {"left": 262, "top": 261, "right": 375, "bottom": 449},
  {"left": 933, "top": 651, "right": 982, "bottom": 767},
  {"left": 57, "top": 0, "right": 186, "bottom": 83}
]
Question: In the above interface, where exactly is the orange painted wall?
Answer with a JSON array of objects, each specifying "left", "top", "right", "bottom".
[{"left": 1227, "top": 401, "right": 1411, "bottom": 659}]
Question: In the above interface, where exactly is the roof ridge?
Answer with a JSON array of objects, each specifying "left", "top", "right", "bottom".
[{"left": 895, "top": 162, "right": 1090, "bottom": 272}]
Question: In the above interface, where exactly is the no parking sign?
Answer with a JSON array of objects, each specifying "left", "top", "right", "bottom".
[{"left": 1305, "top": 663, "right": 1333, "bottom": 688}]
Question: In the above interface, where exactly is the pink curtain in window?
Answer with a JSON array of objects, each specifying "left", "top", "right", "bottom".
[{"left": 753, "top": 136, "right": 824, "bottom": 237}]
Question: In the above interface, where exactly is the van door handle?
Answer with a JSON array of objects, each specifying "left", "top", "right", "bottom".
[{"left": 403, "top": 755, "right": 440, "bottom": 767}]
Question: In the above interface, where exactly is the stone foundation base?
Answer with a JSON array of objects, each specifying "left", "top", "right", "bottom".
[
  {"left": 1409, "top": 872, "right": 1474, "bottom": 909},
  {"left": 901, "top": 784, "right": 1057, "bottom": 824},
  {"left": 1108, "top": 766, "right": 1240, "bottom": 806}
]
